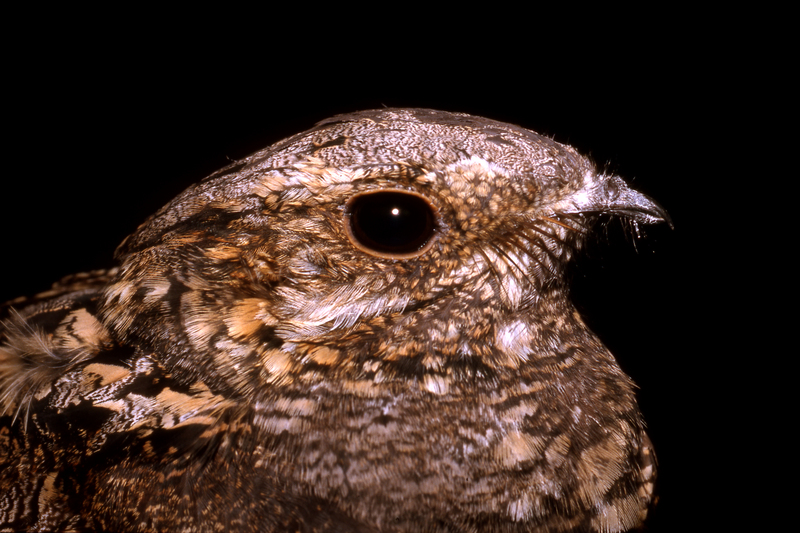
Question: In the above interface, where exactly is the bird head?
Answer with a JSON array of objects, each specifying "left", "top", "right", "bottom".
[{"left": 100, "top": 109, "right": 668, "bottom": 394}]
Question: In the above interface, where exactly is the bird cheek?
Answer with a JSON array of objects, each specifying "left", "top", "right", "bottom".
[{"left": 224, "top": 298, "right": 274, "bottom": 340}]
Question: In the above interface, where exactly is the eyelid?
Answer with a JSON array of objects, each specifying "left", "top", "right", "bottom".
[{"left": 344, "top": 189, "right": 439, "bottom": 260}]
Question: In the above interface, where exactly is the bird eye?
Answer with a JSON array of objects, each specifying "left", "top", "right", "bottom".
[{"left": 345, "top": 190, "right": 437, "bottom": 258}]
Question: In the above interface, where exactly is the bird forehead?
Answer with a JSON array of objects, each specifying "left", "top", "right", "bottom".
[
  {"left": 241, "top": 118, "right": 594, "bottom": 208},
  {"left": 267, "top": 109, "right": 591, "bottom": 178},
  {"left": 122, "top": 110, "right": 598, "bottom": 253}
]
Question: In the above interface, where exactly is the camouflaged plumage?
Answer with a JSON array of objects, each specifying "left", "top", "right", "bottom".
[{"left": 1, "top": 109, "right": 666, "bottom": 532}]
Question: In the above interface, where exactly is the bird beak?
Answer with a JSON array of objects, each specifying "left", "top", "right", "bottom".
[
  {"left": 559, "top": 175, "right": 672, "bottom": 229},
  {"left": 600, "top": 176, "right": 672, "bottom": 228}
]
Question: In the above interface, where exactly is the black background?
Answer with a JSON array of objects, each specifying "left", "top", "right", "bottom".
[{"left": 3, "top": 10, "right": 764, "bottom": 532}]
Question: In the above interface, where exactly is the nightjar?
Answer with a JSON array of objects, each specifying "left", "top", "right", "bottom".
[{"left": 0, "top": 109, "right": 668, "bottom": 532}]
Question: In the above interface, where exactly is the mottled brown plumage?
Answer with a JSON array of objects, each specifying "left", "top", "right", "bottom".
[{"left": 1, "top": 109, "right": 667, "bottom": 532}]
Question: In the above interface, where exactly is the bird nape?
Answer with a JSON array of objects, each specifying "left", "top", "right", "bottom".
[{"left": 1, "top": 108, "right": 667, "bottom": 533}]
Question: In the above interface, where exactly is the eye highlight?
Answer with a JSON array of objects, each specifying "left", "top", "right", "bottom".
[{"left": 345, "top": 190, "right": 437, "bottom": 258}]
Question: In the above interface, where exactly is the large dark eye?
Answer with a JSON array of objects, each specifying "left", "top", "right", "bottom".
[{"left": 345, "top": 190, "right": 437, "bottom": 258}]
